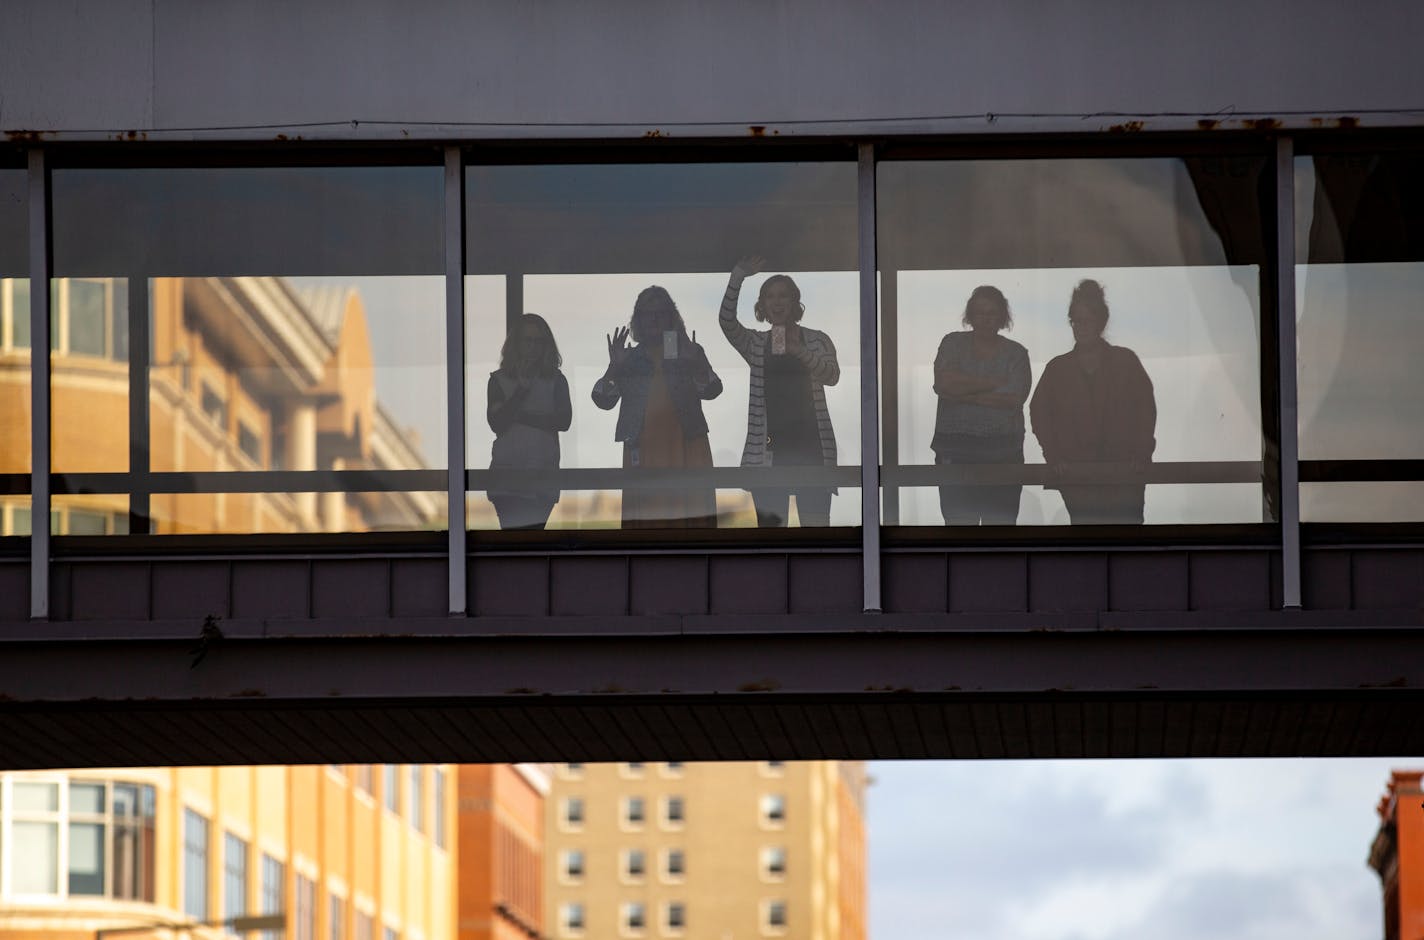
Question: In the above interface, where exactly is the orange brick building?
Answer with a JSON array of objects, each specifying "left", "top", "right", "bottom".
[
  {"left": 457, "top": 764, "right": 547, "bottom": 940},
  {"left": 1372, "top": 770, "right": 1424, "bottom": 940}
]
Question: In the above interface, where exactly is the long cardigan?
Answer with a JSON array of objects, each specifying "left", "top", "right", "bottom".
[{"left": 718, "top": 279, "right": 839, "bottom": 471}]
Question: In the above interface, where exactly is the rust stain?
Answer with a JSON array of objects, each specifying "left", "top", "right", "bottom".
[
  {"left": 1241, "top": 117, "right": 1282, "bottom": 131},
  {"left": 749, "top": 125, "right": 766, "bottom": 137},
  {"left": 643, "top": 128, "right": 665, "bottom": 138},
  {"left": 5, "top": 129, "right": 49, "bottom": 142},
  {"left": 1337, "top": 115, "right": 1360, "bottom": 129},
  {"left": 275, "top": 133, "right": 289, "bottom": 141},
  {"left": 1197, "top": 119, "right": 1220, "bottom": 131},
  {"left": 1108, "top": 120, "right": 1145, "bottom": 134},
  {"left": 1309, "top": 117, "right": 1325, "bottom": 128},
  {"left": 738, "top": 678, "right": 781, "bottom": 692}
]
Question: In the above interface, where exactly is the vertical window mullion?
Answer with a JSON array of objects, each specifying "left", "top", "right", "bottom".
[
  {"left": 1275, "top": 137, "right": 1301, "bottom": 608},
  {"left": 857, "top": 142, "right": 882, "bottom": 612},
  {"left": 27, "top": 148, "right": 51, "bottom": 619},
  {"left": 444, "top": 146, "right": 468, "bottom": 615},
  {"left": 128, "top": 277, "right": 151, "bottom": 532}
]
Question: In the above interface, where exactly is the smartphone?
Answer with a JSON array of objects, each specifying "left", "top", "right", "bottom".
[
  {"left": 771, "top": 325, "right": 786, "bottom": 355},
  {"left": 663, "top": 330, "right": 678, "bottom": 359}
]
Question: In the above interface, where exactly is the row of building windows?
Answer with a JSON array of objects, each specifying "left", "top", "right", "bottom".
[
  {"left": 560, "top": 844, "right": 787, "bottom": 883},
  {"left": 561, "top": 792, "right": 783, "bottom": 829},
  {"left": 559, "top": 898, "right": 786, "bottom": 936},
  {"left": 561, "top": 761, "right": 783, "bottom": 778},
  {"left": 331, "top": 764, "right": 447, "bottom": 850}
]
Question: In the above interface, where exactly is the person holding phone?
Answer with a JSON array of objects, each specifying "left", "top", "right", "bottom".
[
  {"left": 720, "top": 256, "right": 840, "bottom": 527},
  {"left": 592, "top": 285, "right": 723, "bottom": 528}
]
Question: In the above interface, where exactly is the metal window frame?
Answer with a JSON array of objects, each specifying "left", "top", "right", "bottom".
[{"left": 17, "top": 133, "right": 1317, "bottom": 618}]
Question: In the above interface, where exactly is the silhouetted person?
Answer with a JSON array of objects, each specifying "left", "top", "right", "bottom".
[
  {"left": 721, "top": 256, "right": 840, "bottom": 527},
  {"left": 593, "top": 286, "right": 722, "bottom": 528},
  {"left": 487, "top": 313, "right": 572, "bottom": 530},
  {"left": 1030, "top": 279, "right": 1156, "bottom": 524},
  {"left": 932, "top": 285, "right": 1031, "bottom": 524}
]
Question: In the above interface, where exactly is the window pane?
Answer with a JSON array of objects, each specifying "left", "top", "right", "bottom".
[
  {"left": 1296, "top": 150, "right": 1424, "bottom": 520},
  {"left": 466, "top": 161, "right": 861, "bottom": 531},
  {"left": 50, "top": 165, "right": 446, "bottom": 534},
  {"left": 71, "top": 781, "right": 106, "bottom": 813},
  {"left": 13, "top": 781, "right": 59, "bottom": 812},
  {"left": 879, "top": 156, "right": 1267, "bottom": 526},
  {"left": 184, "top": 809, "right": 210, "bottom": 919},
  {"left": 143, "top": 490, "right": 442, "bottom": 535},
  {"left": 1, "top": 169, "right": 27, "bottom": 480},
  {"left": 13, "top": 821, "right": 59, "bottom": 893},
  {"left": 68, "top": 821, "right": 106, "bottom": 895}
]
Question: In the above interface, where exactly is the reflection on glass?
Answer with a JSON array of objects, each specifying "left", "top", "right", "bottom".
[
  {"left": 49, "top": 165, "right": 446, "bottom": 534},
  {"left": 487, "top": 313, "right": 572, "bottom": 530},
  {"left": 2, "top": 168, "right": 29, "bottom": 478},
  {"left": 880, "top": 157, "right": 1266, "bottom": 525},
  {"left": 465, "top": 162, "right": 861, "bottom": 530}
]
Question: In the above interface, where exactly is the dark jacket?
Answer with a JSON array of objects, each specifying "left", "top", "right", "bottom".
[{"left": 591, "top": 342, "right": 723, "bottom": 444}]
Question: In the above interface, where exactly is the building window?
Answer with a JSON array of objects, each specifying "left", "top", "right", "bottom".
[
  {"left": 764, "top": 900, "right": 788, "bottom": 931},
  {"left": 355, "top": 912, "right": 374, "bottom": 940},
  {"left": 383, "top": 765, "right": 400, "bottom": 814},
  {"left": 665, "top": 902, "right": 686, "bottom": 932},
  {"left": 237, "top": 421, "right": 263, "bottom": 465},
  {"left": 383, "top": 927, "right": 399, "bottom": 940},
  {"left": 763, "top": 846, "right": 787, "bottom": 878},
  {"left": 563, "top": 762, "right": 584, "bottom": 776},
  {"left": 12, "top": 780, "right": 60, "bottom": 895},
  {"left": 409, "top": 765, "right": 424, "bottom": 833},
  {"left": 664, "top": 848, "right": 685, "bottom": 879},
  {"left": 624, "top": 848, "right": 646, "bottom": 879},
  {"left": 111, "top": 782, "right": 158, "bottom": 901},
  {"left": 223, "top": 833, "right": 249, "bottom": 935},
  {"left": 296, "top": 873, "right": 317, "bottom": 940},
  {"left": 329, "top": 893, "right": 346, "bottom": 940},
  {"left": 562, "top": 902, "right": 585, "bottom": 934},
  {"left": 624, "top": 796, "right": 645, "bottom": 826},
  {"left": 563, "top": 796, "right": 584, "bottom": 827},
  {"left": 260, "top": 854, "right": 285, "bottom": 940},
  {"left": 622, "top": 902, "right": 646, "bottom": 934},
  {"left": 433, "top": 767, "right": 447, "bottom": 849},
  {"left": 563, "top": 849, "right": 585, "bottom": 880},
  {"left": 763, "top": 761, "right": 786, "bottom": 774},
  {"left": 183, "top": 808, "right": 210, "bottom": 920},
  {"left": 761, "top": 794, "right": 786, "bottom": 825},
  {"left": 355, "top": 765, "right": 374, "bottom": 796},
  {"left": 201, "top": 381, "right": 228, "bottom": 429},
  {"left": 663, "top": 795, "right": 685, "bottom": 825},
  {"left": 662, "top": 761, "right": 684, "bottom": 776}
]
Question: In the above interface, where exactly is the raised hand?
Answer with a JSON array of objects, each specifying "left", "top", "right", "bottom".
[
  {"left": 606, "top": 325, "right": 632, "bottom": 367},
  {"left": 731, "top": 254, "right": 765, "bottom": 283}
]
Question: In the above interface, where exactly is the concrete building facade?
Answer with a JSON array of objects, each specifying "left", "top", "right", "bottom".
[{"left": 1371, "top": 770, "right": 1424, "bottom": 940}]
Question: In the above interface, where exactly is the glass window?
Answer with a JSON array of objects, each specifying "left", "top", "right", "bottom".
[
  {"left": 563, "top": 796, "right": 583, "bottom": 826},
  {"left": 224, "top": 833, "right": 249, "bottom": 934},
  {"left": 296, "top": 873, "right": 317, "bottom": 940},
  {"left": 624, "top": 848, "right": 645, "bottom": 878},
  {"left": 50, "top": 162, "right": 446, "bottom": 535},
  {"left": 0, "top": 168, "right": 27, "bottom": 478},
  {"left": 762, "top": 794, "right": 785, "bottom": 824},
  {"left": 356, "top": 911, "right": 374, "bottom": 940},
  {"left": 765, "top": 900, "right": 787, "bottom": 929},
  {"left": 260, "top": 854, "right": 285, "bottom": 940},
  {"left": 433, "top": 767, "right": 447, "bottom": 849},
  {"left": 622, "top": 901, "right": 646, "bottom": 932},
  {"left": 68, "top": 821, "right": 106, "bottom": 895},
  {"left": 1296, "top": 148, "right": 1424, "bottom": 520},
  {"left": 14, "top": 781, "right": 58, "bottom": 812},
  {"left": 664, "top": 795, "right": 684, "bottom": 824},
  {"left": 14, "top": 820, "right": 59, "bottom": 894},
  {"left": 329, "top": 893, "right": 345, "bottom": 940},
  {"left": 665, "top": 848, "right": 685, "bottom": 878},
  {"left": 763, "top": 845, "right": 787, "bottom": 877},
  {"left": 183, "top": 809, "right": 210, "bottom": 920},
  {"left": 384, "top": 765, "right": 400, "bottom": 814},
  {"left": 666, "top": 902, "right": 686, "bottom": 931},
  {"left": 562, "top": 902, "right": 585, "bottom": 933},
  {"left": 624, "top": 796, "right": 644, "bottom": 825},
  {"left": 466, "top": 159, "right": 861, "bottom": 532},
  {"left": 409, "top": 765, "right": 424, "bottom": 833},
  {"left": 564, "top": 849, "right": 585, "bottom": 879},
  {"left": 112, "top": 782, "right": 157, "bottom": 902},
  {"left": 383, "top": 927, "right": 398, "bottom": 940},
  {"left": 878, "top": 155, "right": 1268, "bottom": 527}
]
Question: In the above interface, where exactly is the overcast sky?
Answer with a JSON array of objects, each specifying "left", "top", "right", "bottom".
[{"left": 868, "top": 758, "right": 1407, "bottom": 940}]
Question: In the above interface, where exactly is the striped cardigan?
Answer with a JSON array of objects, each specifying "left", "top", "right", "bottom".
[{"left": 719, "top": 278, "right": 840, "bottom": 472}]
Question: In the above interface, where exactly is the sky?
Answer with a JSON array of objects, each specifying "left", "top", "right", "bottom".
[{"left": 867, "top": 757, "right": 1407, "bottom": 940}]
